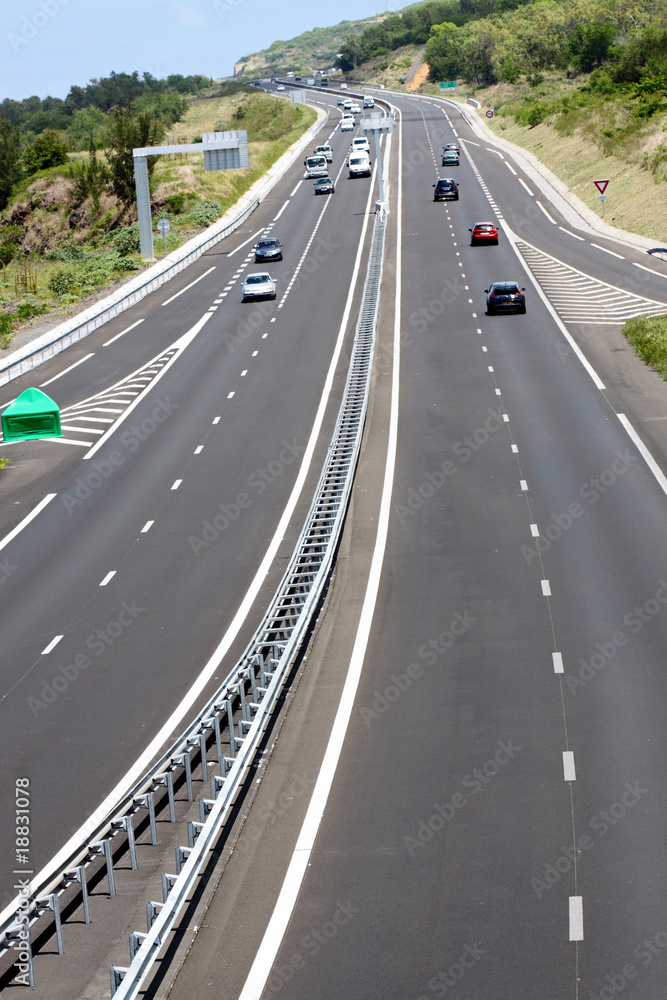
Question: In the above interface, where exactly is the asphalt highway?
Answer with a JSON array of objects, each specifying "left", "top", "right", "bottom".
[{"left": 4, "top": 84, "right": 667, "bottom": 1000}]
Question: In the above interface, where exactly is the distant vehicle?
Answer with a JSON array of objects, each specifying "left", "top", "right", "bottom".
[
  {"left": 443, "top": 143, "right": 459, "bottom": 152},
  {"left": 349, "top": 103, "right": 362, "bottom": 114},
  {"left": 340, "top": 118, "right": 354, "bottom": 132},
  {"left": 349, "top": 153, "right": 371, "bottom": 178},
  {"left": 343, "top": 99, "right": 353, "bottom": 109},
  {"left": 485, "top": 281, "right": 526, "bottom": 314},
  {"left": 315, "top": 143, "right": 333, "bottom": 162},
  {"left": 306, "top": 77, "right": 315, "bottom": 86},
  {"left": 276, "top": 84, "right": 285, "bottom": 91},
  {"left": 254, "top": 237, "right": 283, "bottom": 262},
  {"left": 294, "top": 75, "right": 302, "bottom": 82},
  {"left": 351, "top": 137, "right": 370, "bottom": 153},
  {"left": 363, "top": 96, "right": 374, "bottom": 108},
  {"left": 337, "top": 97, "right": 346, "bottom": 106},
  {"left": 340, "top": 82, "right": 348, "bottom": 89},
  {"left": 304, "top": 154, "right": 328, "bottom": 177},
  {"left": 286, "top": 71, "right": 294, "bottom": 78},
  {"left": 442, "top": 149, "right": 459, "bottom": 166},
  {"left": 314, "top": 176, "right": 335, "bottom": 195},
  {"left": 321, "top": 77, "right": 329, "bottom": 85},
  {"left": 242, "top": 272, "right": 277, "bottom": 302},
  {"left": 469, "top": 222, "right": 498, "bottom": 245},
  {"left": 433, "top": 178, "right": 459, "bottom": 201}
]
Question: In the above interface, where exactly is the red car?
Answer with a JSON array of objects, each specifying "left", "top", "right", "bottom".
[{"left": 470, "top": 222, "right": 499, "bottom": 245}]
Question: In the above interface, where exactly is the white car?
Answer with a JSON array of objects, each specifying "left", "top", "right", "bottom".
[
  {"left": 276, "top": 85, "right": 285, "bottom": 91},
  {"left": 351, "top": 137, "right": 370, "bottom": 153},
  {"left": 242, "top": 272, "right": 277, "bottom": 302},
  {"left": 340, "top": 119, "right": 354, "bottom": 132},
  {"left": 349, "top": 104, "right": 362, "bottom": 114},
  {"left": 314, "top": 143, "right": 333, "bottom": 162}
]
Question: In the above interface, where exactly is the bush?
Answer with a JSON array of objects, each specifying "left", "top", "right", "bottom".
[
  {"left": 166, "top": 192, "right": 186, "bottom": 213},
  {"left": 47, "top": 269, "right": 78, "bottom": 295},
  {"left": 15, "top": 297, "right": 48, "bottom": 321},
  {"left": 622, "top": 315, "right": 667, "bottom": 378},
  {"left": 185, "top": 200, "right": 221, "bottom": 225},
  {"left": 110, "top": 224, "right": 141, "bottom": 254},
  {"left": 23, "top": 129, "right": 69, "bottom": 175},
  {"left": 0, "top": 313, "right": 15, "bottom": 348}
]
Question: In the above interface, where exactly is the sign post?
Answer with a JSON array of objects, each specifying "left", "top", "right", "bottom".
[
  {"left": 157, "top": 218, "right": 170, "bottom": 255},
  {"left": 594, "top": 179, "right": 609, "bottom": 218},
  {"left": 485, "top": 100, "right": 494, "bottom": 119}
]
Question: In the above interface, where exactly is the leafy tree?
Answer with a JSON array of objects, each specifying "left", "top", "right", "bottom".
[
  {"left": 0, "top": 116, "right": 22, "bottom": 210},
  {"left": 106, "top": 106, "right": 163, "bottom": 206},
  {"left": 22, "top": 129, "right": 69, "bottom": 175},
  {"left": 567, "top": 22, "right": 617, "bottom": 72},
  {"left": 68, "top": 135, "right": 109, "bottom": 213}
]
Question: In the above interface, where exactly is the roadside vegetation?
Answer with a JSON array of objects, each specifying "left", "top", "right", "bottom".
[
  {"left": 0, "top": 76, "right": 314, "bottom": 351},
  {"left": 622, "top": 316, "right": 667, "bottom": 380}
]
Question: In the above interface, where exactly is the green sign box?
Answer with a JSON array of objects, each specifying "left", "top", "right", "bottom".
[
  {"left": 439, "top": 81, "right": 457, "bottom": 89},
  {"left": 1, "top": 387, "right": 61, "bottom": 442}
]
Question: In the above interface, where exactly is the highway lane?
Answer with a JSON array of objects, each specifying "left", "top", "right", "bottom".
[
  {"left": 0, "top": 91, "right": 384, "bottom": 909},
  {"left": 188, "top": 92, "right": 667, "bottom": 999}
]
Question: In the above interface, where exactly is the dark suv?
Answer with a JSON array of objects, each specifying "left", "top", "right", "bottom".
[{"left": 433, "top": 178, "right": 459, "bottom": 201}]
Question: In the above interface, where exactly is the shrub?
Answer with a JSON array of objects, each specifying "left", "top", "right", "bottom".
[
  {"left": 185, "top": 200, "right": 221, "bottom": 225},
  {"left": 47, "top": 269, "right": 78, "bottom": 295},
  {"left": 15, "top": 297, "right": 48, "bottom": 321},
  {"left": 622, "top": 315, "right": 667, "bottom": 378},
  {"left": 23, "top": 129, "right": 69, "bottom": 175},
  {"left": 0, "top": 313, "right": 15, "bottom": 348},
  {"left": 166, "top": 192, "right": 186, "bottom": 213},
  {"left": 110, "top": 224, "right": 141, "bottom": 254}
]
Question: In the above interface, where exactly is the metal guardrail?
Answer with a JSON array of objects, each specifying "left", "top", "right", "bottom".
[{"left": 0, "top": 203, "right": 388, "bottom": 999}]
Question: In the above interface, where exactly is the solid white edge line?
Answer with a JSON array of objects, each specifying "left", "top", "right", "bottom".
[
  {"left": 553, "top": 652, "right": 564, "bottom": 673},
  {"left": 590, "top": 242, "right": 625, "bottom": 260},
  {"left": 41, "top": 635, "right": 63, "bottom": 655},
  {"left": 562, "top": 750, "right": 576, "bottom": 781},
  {"left": 0, "top": 130, "right": 384, "bottom": 929},
  {"left": 569, "top": 896, "right": 584, "bottom": 940},
  {"left": 0, "top": 493, "right": 57, "bottom": 553},
  {"left": 272, "top": 200, "right": 290, "bottom": 222},
  {"left": 227, "top": 227, "right": 265, "bottom": 257},
  {"left": 536, "top": 201, "right": 557, "bottom": 224},
  {"left": 238, "top": 104, "right": 402, "bottom": 1000},
  {"left": 160, "top": 266, "right": 216, "bottom": 306},
  {"left": 616, "top": 413, "right": 667, "bottom": 497},
  {"left": 82, "top": 313, "right": 212, "bottom": 460},
  {"left": 558, "top": 226, "right": 585, "bottom": 241},
  {"left": 518, "top": 178, "right": 534, "bottom": 196},
  {"left": 103, "top": 318, "right": 145, "bottom": 347},
  {"left": 39, "top": 353, "right": 95, "bottom": 387}
]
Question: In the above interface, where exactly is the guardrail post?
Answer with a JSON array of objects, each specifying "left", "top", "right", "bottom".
[
  {"left": 203, "top": 714, "right": 223, "bottom": 770},
  {"left": 134, "top": 792, "right": 158, "bottom": 845},
  {"left": 36, "top": 894, "right": 63, "bottom": 954},
  {"left": 187, "top": 820, "right": 204, "bottom": 848},
  {"left": 3, "top": 922, "right": 35, "bottom": 986},
  {"left": 161, "top": 873, "right": 177, "bottom": 903},
  {"left": 199, "top": 798, "right": 215, "bottom": 824},
  {"left": 146, "top": 901, "right": 163, "bottom": 945},
  {"left": 154, "top": 771, "right": 176, "bottom": 822},
  {"left": 63, "top": 866, "right": 91, "bottom": 924},
  {"left": 172, "top": 752, "right": 194, "bottom": 801},
  {"left": 110, "top": 965, "right": 128, "bottom": 996},
  {"left": 210, "top": 773, "right": 225, "bottom": 798},
  {"left": 129, "top": 930, "right": 147, "bottom": 961},
  {"left": 175, "top": 846, "right": 192, "bottom": 875},
  {"left": 89, "top": 839, "right": 116, "bottom": 896},
  {"left": 111, "top": 814, "right": 137, "bottom": 870}
]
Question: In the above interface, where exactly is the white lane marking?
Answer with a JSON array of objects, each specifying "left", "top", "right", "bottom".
[
  {"left": 0, "top": 106, "right": 393, "bottom": 930},
  {"left": 553, "top": 652, "right": 564, "bottom": 673},
  {"left": 563, "top": 751, "right": 576, "bottom": 781},
  {"left": 558, "top": 226, "right": 585, "bottom": 241},
  {"left": 208, "top": 306, "right": 218, "bottom": 311},
  {"left": 39, "top": 353, "right": 94, "bottom": 387},
  {"left": 590, "top": 242, "right": 625, "bottom": 260},
  {"left": 632, "top": 261, "right": 667, "bottom": 279},
  {"left": 530, "top": 524, "right": 539, "bottom": 537},
  {"left": 511, "top": 444, "right": 518, "bottom": 453},
  {"left": 100, "top": 571, "right": 116, "bottom": 586},
  {"left": 237, "top": 100, "right": 404, "bottom": 1000},
  {"left": 488, "top": 366, "right": 494, "bottom": 371},
  {"left": 41, "top": 635, "right": 63, "bottom": 655},
  {"left": 272, "top": 200, "right": 290, "bottom": 222},
  {"left": 462, "top": 139, "right": 479, "bottom": 145},
  {"left": 171, "top": 479, "right": 182, "bottom": 490},
  {"left": 241, "top": 370, "right": 248, "bottom": 376},
  {"left": 541, "top": 580, "right": 551, "bottom": 595},
  {"left": 213, "top": 417, "right": 221, "bottom": 424},
  {"left": 505, "top": 162, "right": 518, "bottom": 176},
  {"left": 488, "top": 148, "right": 504, "bottom": 157},
  {"left": 227, "top": 391, "right": 235, "bottom": 398},
  {"left": 569, "top": 897, "right": 584, "bottom": 940},
  {"left": 616, "top": 413, "right": 667, "bottom": 497},
  {"left": 161, "top": 266, "right": 216, "bottom": 306},
  {"left": 194, "top": 446, "right": 203, "bottom": 454},
  {"left": 252, "top": 350, "right": 258, "bottom": 357},
  {"left": 495, "top": 388, "right": 501, "bottom": 395},
  {"left": 502, "top": 414, "right": 509, "bottom": 422},
  {"left": 520, "top": 480, "right": 528, "bottom": 490},
  {"left": 0, "top": 493, "right": 57, "bottom": 553},
  {"left": 536, "top": 201, "right": 557, "bottom": 224},
  {"left": 227, "top": 227, "right": 264, "bottom": 257},
  {"left": 141, "top": 521, "right": 154, "bottom": 532},
  {"left": 42, "top": 436, "right": 93, "bottom": 447},
  {"left": 103, "top": 318, "right": 145, "bottom": 347},
  {"left": 518, "top": 178, "right": 534, "bottom": 196},
  {"left": 83, "top": 313, "right": 212, "bottom": 460},
  {"left": 290, "top": 180, "right": 303, "bottom": 197}
]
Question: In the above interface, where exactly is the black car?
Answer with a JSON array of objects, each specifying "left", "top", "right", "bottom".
[
  {"left": 314, "top": 176, "right": 335, "bottom": 195},
  {"left": 254, "top": 238, "right": 283, "bottom": 262},
  {"left": 485, "top": 281, "right": 526, "bottom": 314},
  {"left": 433, "top": 178, "right": 459, "bottom": 201}
]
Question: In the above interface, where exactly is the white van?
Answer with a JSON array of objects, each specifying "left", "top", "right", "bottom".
[
  {"left": 304, "top": 154, "right": 328, "bottom": 178},
  {"left": 348, "top": 152, "right": 371, "bottom": 178},
  {"left": 363, "top": 96, "right": 374, "bottom": 108},
  {"left": 351, "top": 136, "right": 370, "bottom": 153}
]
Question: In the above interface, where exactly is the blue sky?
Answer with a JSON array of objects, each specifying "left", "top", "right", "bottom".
[{"left": 0, "top": 0, "right": 390, "bottom": 101}]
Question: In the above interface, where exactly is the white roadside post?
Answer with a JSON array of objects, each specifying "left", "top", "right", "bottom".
[{"left": 594, "top": 179, "right": 610, "bottom": 218}]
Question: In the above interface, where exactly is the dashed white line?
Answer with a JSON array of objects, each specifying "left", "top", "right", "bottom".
[
  {"left": 141, "top": 521, "right": 154, "bottom": 532},
  {"left": 632, "top": 261, "right": 667, "bottom": 279},
  {"left": 0, "top": 493, "right": 57, "bottom": 553},
  {"left": 558, "top": 226, "right": 585, "bottom": 241},
  {"left": 553, "top": 652, "right": 564, "bottom": 673},
  {"left": 252, "top": 350, "right": 258, "bottom": 356},
  {"left": 536, "top": 201, "right": 557, "bottom": 224},
  {"left": 227, "top": 227, "right": 264, "bottom": 257},
  {"left": 518, "top": 178, "right": 534, "bottom": 196},
  {"left": 227, "top": 391, "right": 235, "bottom": 399},
  {"left": 171, "top": 480, "right": 182, "bottom": 490},
  {"left": 290, "top": 180, "right": 303, "bottom": 197},
  {"left": 161, "top": 266, "right": 216, "bottom": 306},
  {"left": 194, "top": 446, "right": 203, "bottom": 454},
  {"left": 100, "top": 571, "right": 116, "bottom": 586},
  {"left": 40, "top": 353, "right": 95, "bottom": 387},
  {"left": 241, "top": 370, "right": 248, "bottom": 376},
  {"left": 563, "top": 751, "right": 576, "bottom": 781},
  {"left": 213, "top": 417, "right": 221, "bottom": 424},
  {"left": 520, "top": 480, "right": 528, "bottom": 491},
  {"left": 569, "top": 896, "right": 584, "bottom": 941},
  {"left": 505, "top": 162, "right": 518, "bottom": 176},
  {"left": 103, "top": 319, "right": 145, "bottom": 347},
  {"left": 273, "top": 200, "right": 290, "bottom": 222},
  {"left": 541, "top": 580, "right": 551, "bottom": 596},
  {"left": 511, "top": 445, "right": 518, "bottom": 453},
  {"left": 530, "top": 524, "right": 539, "bottom": 537},
  {"left": 591, "top": 243, "right": 625, "bottom": 260},
  {"left": 42, "top": 635, "right": 63, "bottom": 655}
]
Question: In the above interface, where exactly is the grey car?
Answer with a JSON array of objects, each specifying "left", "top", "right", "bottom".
[
  {"left": 254, "top": 238, "right": 283, "bottom": 262},
  {"left": 242, "top": 272, "right": 277, "bottom": 302}
]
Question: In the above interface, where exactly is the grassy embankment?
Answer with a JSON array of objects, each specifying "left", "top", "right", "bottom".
[{"left": 0, "top": 89, "right": 315, "bottom": 351}]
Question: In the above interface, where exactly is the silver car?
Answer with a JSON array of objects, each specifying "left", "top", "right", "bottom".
[{"left": 241, "top": 272, "right": 277, "bottom": 302}]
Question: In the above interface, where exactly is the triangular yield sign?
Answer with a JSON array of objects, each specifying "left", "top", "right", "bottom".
[{"left": 594, "top": 179, "right": 609, "bottom": 194}]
